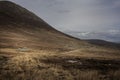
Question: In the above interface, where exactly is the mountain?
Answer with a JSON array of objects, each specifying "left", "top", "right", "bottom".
[
  {"left": 0, "top": 1, "right": 120, "bottom": 80},
  {"left": 0, "top": 1, "right": 88, "bottom": 51},
  {"left": 65, "top": 31, "right": 120, "bottom": 43},
  {"left": 0, "top": 1, "right": 119, "bottom": 51}
]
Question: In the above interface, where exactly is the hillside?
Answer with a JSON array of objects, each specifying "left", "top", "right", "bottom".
[
  {"left": 0, "top": 1, "right": 91, "bottom": 51},
  {"left": 0, "top": 1, "right": 120, "bottom": 80}
]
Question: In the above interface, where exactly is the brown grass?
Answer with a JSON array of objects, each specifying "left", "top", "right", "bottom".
[{"left": 0, "top": 48, "right": 120, "bottom": 80}]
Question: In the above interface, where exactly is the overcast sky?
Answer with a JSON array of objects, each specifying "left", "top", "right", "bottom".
[
  {"left": 3, "top": 0, "right": 120, "bottom": 43},
  {"left": 6, "top": 0, "right": 120, "bottom": 42}
]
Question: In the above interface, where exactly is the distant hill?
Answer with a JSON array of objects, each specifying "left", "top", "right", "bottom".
[{"left": 65, "top": 31, "right": 120, "bottom": 44}]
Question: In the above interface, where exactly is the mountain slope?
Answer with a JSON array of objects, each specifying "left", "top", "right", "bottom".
[
  {"left": 0, "top": 1, "right": 89, "bottom": 51},
  {"left": 0, "top": 1, "right": 119, "bottom": 54}
]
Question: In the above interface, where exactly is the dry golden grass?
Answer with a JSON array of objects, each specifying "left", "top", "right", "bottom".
[
  {"left": 0, "top": 48, "right": 120, "bottom": 80},
  {"left": 61, "top": 47, "right": 120, "bottom": 60}
]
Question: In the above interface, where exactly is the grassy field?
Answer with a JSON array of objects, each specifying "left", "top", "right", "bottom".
[{"left": 0, "top": 47, "right": 120, "bottom": 80}]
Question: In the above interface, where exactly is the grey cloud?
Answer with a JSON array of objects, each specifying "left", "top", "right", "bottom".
[
  {"left": 66, "top": 30, "right": 120, "bottom": 43},
  {"left": 8, "top": 0, "right": 120, "bottom": 29},
  {"left": 7, "top": 0, "right": 120, "bottom": 42}
]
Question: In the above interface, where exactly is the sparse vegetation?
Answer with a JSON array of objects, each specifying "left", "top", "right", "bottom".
[{"left": 0, "top": 49, "right": 120, "bottom": 80}]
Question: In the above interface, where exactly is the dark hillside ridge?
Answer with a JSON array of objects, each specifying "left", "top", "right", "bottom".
[
  {"left": 0, "top": 1, "right": 81, "bottom": 40},
  {"left": 0, "top": 1, "right": 55, "bottom": 30},
  {"left": 0, "top": 1, "right": 85, "bottom": 50},
  {"left": 86, "top": 39, "right": 120, "bottom": 49}
]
